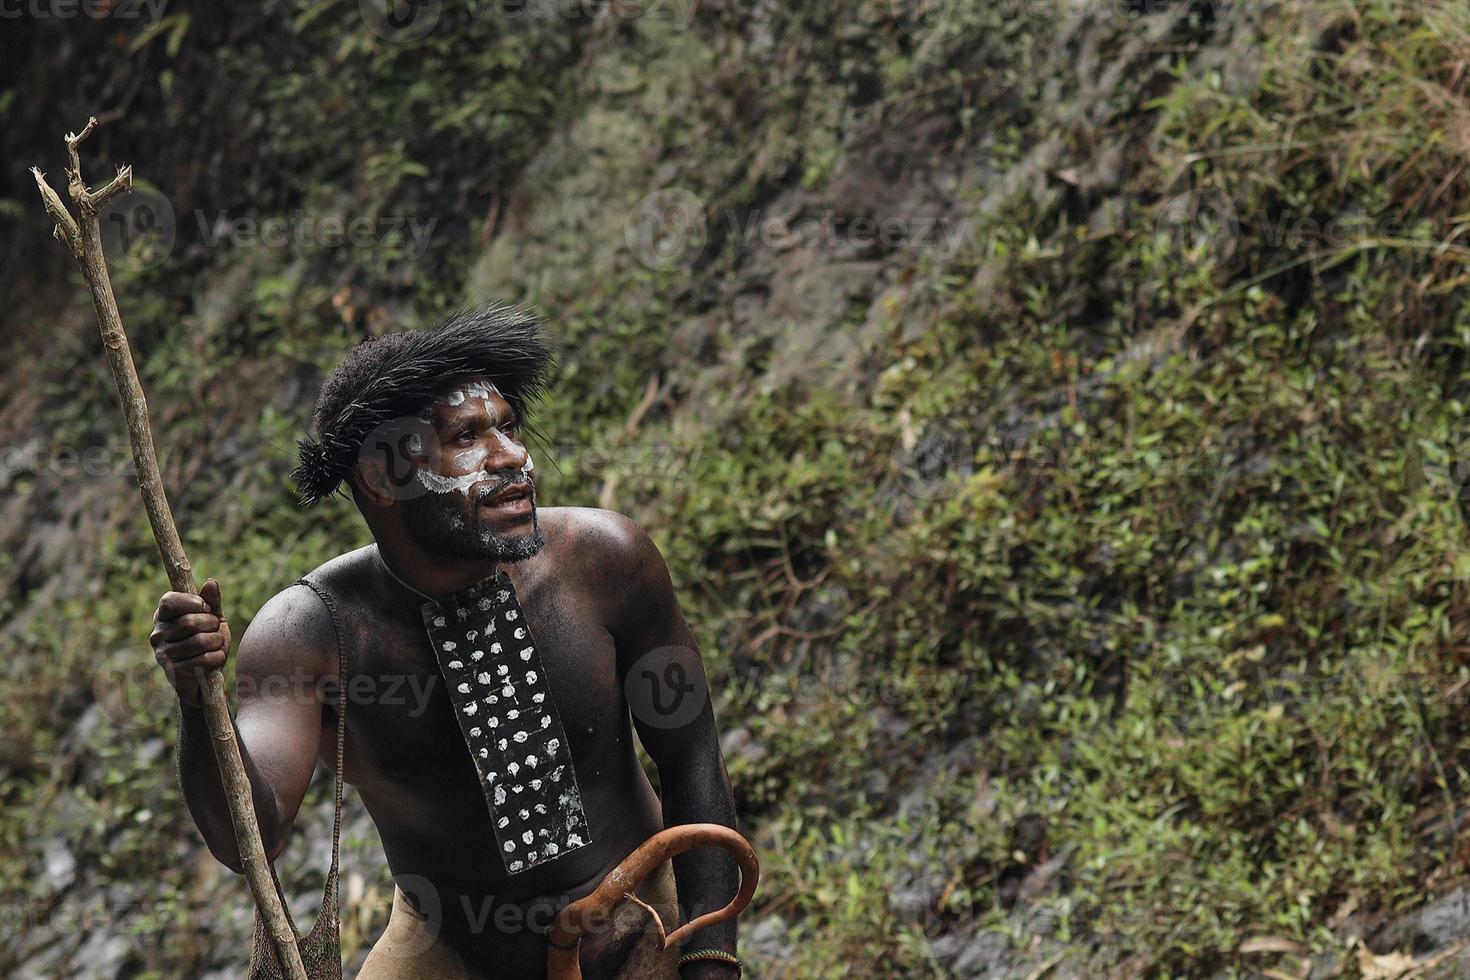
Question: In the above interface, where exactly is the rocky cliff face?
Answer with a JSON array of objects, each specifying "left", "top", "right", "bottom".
[{"left": 4, "top": 1, "right": 1470, "bottom": 977}]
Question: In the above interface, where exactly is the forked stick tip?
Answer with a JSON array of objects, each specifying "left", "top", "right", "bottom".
[{"left": 65, "top": 116, "right": 99, "bottom": 147}]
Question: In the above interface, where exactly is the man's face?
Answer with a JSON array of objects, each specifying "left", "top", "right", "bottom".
[{"left": 396, "top": 378, "right": 544, "bottom": 563}]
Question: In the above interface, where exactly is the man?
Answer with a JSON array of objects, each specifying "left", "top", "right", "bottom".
[{"left": 150, "top": 308, "right": 743, "bottom": 979}]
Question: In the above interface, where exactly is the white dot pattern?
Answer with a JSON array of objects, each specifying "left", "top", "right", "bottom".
[{"left": 422, "top": 569, "right": 590, "bottom": 875}]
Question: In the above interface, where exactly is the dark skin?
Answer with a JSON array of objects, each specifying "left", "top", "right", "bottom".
[{"left": 152, "top": 381, "right": 740, "bottom": 979}]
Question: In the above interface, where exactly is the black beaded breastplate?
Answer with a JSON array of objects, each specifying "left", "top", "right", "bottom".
[{"left": 420, "top": 569, "right": 591, "bottom": 874}]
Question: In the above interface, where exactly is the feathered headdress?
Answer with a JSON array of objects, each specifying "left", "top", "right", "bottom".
[{"left": 292, "top": 305, "right": 554, "bottom": 507}]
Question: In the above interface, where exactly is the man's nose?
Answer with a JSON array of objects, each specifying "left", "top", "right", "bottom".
[{"left": 485, "top": 430, "right": 528, "bottom": 470}]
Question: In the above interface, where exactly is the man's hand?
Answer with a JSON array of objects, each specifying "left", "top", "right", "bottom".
[
  {"left": 150, "top": 578, "right": 231, "bottom": 706},
  {"left": 170, "top": 581, "right": 335, "bottom": 871}
]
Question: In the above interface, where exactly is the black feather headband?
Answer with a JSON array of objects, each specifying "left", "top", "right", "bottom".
[{"left": 292, "top": 306, "right": 554, "bottom": 507}]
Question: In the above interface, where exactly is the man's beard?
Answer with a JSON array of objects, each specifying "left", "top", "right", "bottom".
[{"left": 401, "top": 484, "right": 545, "bottom": 564}]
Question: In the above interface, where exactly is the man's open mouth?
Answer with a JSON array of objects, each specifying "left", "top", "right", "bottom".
[{"left": 479, "top": 481, "right": 534, "bottom": 514}]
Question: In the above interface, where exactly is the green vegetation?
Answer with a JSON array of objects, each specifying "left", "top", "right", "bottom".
[{"left": 4, "top": 0, "right": 1470, "bottom": 976}]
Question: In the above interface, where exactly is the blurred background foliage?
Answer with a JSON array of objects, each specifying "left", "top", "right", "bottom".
[{"left": 3, "top": 0, "right": 1470, "bottom": 976}]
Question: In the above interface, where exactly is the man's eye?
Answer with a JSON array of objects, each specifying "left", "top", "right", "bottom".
[{"left": 455, "top": 430, "right": 476, "bottom": 443}]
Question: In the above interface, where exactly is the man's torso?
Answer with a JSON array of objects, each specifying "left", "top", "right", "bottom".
[{"left": 299, "top": 508, "right": 664, "bottom": 975}]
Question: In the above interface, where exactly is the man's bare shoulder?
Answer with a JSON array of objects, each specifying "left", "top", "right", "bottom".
[
  {"left": 536, "top": 507, "right": 673, "bottom": 640},
  {"left": 537, "top": 506, "right": 665, "bottom": 582},
  {"left": 233, "top": 548, "right": 372, "bottom": 680}
]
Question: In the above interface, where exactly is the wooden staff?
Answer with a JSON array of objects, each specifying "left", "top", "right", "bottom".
[{"left": 32, "top": 117, "right": 309, "bottom": 980}]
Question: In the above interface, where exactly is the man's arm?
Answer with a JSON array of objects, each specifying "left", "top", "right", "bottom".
[
  {"left": 598, "top": 513, "right": 743, "bottom": 979},
  {"left": 152, "top": 579, "right": 335, "bottom": 872}
]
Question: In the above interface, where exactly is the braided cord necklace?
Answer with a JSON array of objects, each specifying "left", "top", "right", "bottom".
[{"left": 376, "top": 550, "right": 437, "bottom": 602}]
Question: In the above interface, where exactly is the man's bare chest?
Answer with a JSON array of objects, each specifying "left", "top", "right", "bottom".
[{"left": 330, "top": 582, "right": 628, "bottom": 789}]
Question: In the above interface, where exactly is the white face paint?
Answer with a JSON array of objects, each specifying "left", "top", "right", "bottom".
[
  {"left": 414, "top": 380, "right": 529, "bottom": 498},
  {"left": 415, "top": 466, "right": 482, "bottom": 496},
  {"left": 442, "top": 380, "right": 503, "bottom": 407},
  {"left": 445, "top": 445, "right": 490, "bottom": 472}
]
